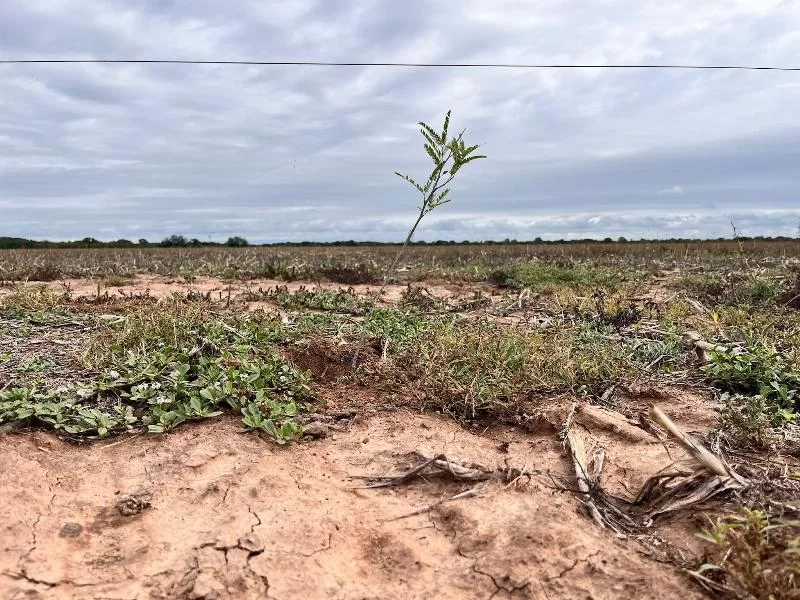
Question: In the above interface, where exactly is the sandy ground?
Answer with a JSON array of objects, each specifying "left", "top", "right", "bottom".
[
  {"left": 0, "top": 402, "right": 711, "bottom": 600},
  {"left": 1, "top": 276, "right": 714, "bottom": 598},
  {"left": 0, "top": 275, "right": 476, "bottom": 305}
]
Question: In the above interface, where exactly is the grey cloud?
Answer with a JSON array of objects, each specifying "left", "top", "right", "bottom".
[{"left": 1, "top": 0, "right": 799, "bottom": 242}]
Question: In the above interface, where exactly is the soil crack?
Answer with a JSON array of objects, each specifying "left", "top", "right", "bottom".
[
  {"left": 247, "top": 505, "right": 262, "bottom": 533},
  {"left": 472, "top": 564, "right": 531, "bottom": 599},
  {"left": 16, "top": 489, "right": 56, "bottom": 582},
  {"left": 302, "top": 532, "right": 333, "bottom": 558},
  {"left": 544, "top": 549, "right": 601, "bottom": 582}
]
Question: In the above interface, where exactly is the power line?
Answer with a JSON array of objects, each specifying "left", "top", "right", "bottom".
[{"left": 0, "top": 59, "right": 798, "bottom": 71}]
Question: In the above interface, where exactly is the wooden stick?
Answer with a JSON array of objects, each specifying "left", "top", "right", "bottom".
[
  {"left": 650, "top": 406, "right": 729, "bottom": 477},
  {"left": 561, "top": 405, "right": 607, "bottom": 529}
]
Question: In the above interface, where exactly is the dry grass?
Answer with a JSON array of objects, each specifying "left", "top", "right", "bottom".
[
  {"left": 697, "top": 508, "right": 800, "bottom": 600},
  {"left": 1, "top": 240, "right": 798, "bottom": 282}
]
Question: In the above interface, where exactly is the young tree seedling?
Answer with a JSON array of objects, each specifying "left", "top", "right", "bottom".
[
  {"left": 353, "top": 111, "right": 486, "bottom": 367},
  {"left": 386, "top": 110, "right": 486, "bottom": 278}
]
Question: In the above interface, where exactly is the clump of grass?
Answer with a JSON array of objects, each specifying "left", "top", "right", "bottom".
[
  {"left": 678, "top": 272, "right": 728, "bottom": 300},
  {"left": 318, "top": 264, "right": 380, "bottom": 285},
  {"left": 372, "top": 312, "right": 660, "bottom": 418},
  {"left": 101, "top": 275, "right": 136, "bottom": 288},
  {"left": 0, "top": 285, "right": 69, "bottom": 313},
  {"left": 697, "top": 508, "right": 800, "bottom": 600},
  {"left": 245, "top": 285, "right": 380, "bottom": 315},
  {"left": 25, "top": 265, "right": 63, "bottom": 282},
  {"left": 488, "top": 262, "right": 626, "bottom": 292},
  {"left": 677, "top": 268, "right": 796, "bottom": 308},
  {"left": 398, "top": 285, "right": 490, "bottom": 313},
  {"left": 83, "top": 297, "right": 216, "bottom": 367}
]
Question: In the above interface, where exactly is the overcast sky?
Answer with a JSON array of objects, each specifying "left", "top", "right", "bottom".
[{"left": 1, "top": 1, "right": 799, "bottom": 243}]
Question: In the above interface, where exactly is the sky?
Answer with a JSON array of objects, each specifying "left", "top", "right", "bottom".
[{"left": 1, "top": 1, "right": 799, "bottom": 243}]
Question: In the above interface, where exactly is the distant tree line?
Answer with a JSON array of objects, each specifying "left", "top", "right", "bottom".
[
  {"left": 0, "top": 235, "right": 252, "bottom": 249},
  {"left": 0, "top": 233, "right": 798, "bottom": 250}
]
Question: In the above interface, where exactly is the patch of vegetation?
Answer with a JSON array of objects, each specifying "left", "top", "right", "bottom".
[
  {"left": 364, "top": 308, "right": 435, "bottom": 354},
  {"left": 702, "top": 343, "right": 800, "bottom": 401},
  {"left": 1, "top": 239, "right": 797, "bottom": 283},
  {"left": 398, "top": 285, "right": 490, "bottom": 313},
  {"left": 369, "top": 311, "right": 676, "bottom": 419},
  {"left": 488, "top": 262, "right": 626, "bottom": 291},
  {"left": 716, "top": 393, "right": 795, "bottom": 448},
  {"left": 0, "top": 285, "right": 71, "bottom": 313},
  {"left": 701, "top": 342, "right": 800, "bottom": 447},
  {"left": 1, "top": 301, "right": 313, "bottom": 442},
  {"left": 678, "top": 272, "right": 728, "bottom": 299},
  {"left": 18, "top": 357, "right": 55, "bottom": 373},
  {"left": 101, "top": 275, "right": 136, "bottom": 288},
  {"left": 697, "top": 508, "right": 800, "bottom": 600},
  {"left": 318, "top": 264, "right": 380, "bottom": 285},
  {"left": 677, "top": 268, "right": 799, "bottom": 308},
  {"left": 247, "top": 285, "right": 380, "bottom": 315}
]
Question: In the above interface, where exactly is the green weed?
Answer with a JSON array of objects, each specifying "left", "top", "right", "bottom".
[
  {"left": 697, "top": 508, "right": 800, "bottom": 599},
  {"left": 0, "top": 285, "right": 69, "bottom": 313},
  {"left": 489, "top": 263, "right": 626, "bottom": 292},
  {"left": 379, "top": 316, "right": 660, "bottom": 418},
  {"left": 677, "top": 268, "right": 796, "bottom": 308},
  {"left": 717, "top": 393, "right": 795, "bottom": 448},
  {"left": 247, "top": 285, "right": 379, "bottom": 315},
  {"left": 1, "top": 301, "right": 313, "bottom": 442},
  {"left": 701, "top": 343, "right": 799, "bottom": 408}
]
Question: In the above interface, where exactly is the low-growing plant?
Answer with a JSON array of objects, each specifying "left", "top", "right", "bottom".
[
  {"left": 101, "top": 275, "right": 135, "bottom": 288},
  {"left": 399, "top": 285, "right": 490, "bottom": 313},
  {"left": 702, "top": 341, "right": 799, "bottom": 447},
  {"left": 677, "top": 269, "right": 795, "bottom": 308},
  {"left": 0, "top": 285, "right": 70, "bottom": 313},
  {"left": 19, "top": 357, "right": 54, "bottom": 373},
  {"left": 382, "top": 317, "right": 656, "bottom": 418},
  {"left": 702, "top": 343, "right": 800, "bottom": 410},
  {"left": 489, "top": 263, "right": 625, "bottom": 291},
  {"left": 364, "top": 307, "right": 435, "bottom": 353},
  {"left": 1, "top": 301, "right": 314, "bottom": 442},
  {"left": 247, "top": 285, "right": 379, "bottom": 315},
  {"left": 716, "top": 393, "right": 795, "bottom": 448},
  {"left": 696, "top": 508, "right": 800, "bottom": 599}
]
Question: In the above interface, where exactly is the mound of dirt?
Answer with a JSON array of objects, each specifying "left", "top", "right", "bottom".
[{"left": 0, "top": 409, "right": 705, "bottom": 600}]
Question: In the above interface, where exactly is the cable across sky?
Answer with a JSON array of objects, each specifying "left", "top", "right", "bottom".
[{"left": 0, "top": 59, "right": 799, "bottom": 71}]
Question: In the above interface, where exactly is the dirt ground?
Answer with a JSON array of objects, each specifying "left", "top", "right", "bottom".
[
  {"left": 0, "top": 276, "right": 724, "bottom": 599},
  {"left": 1, "top": 397, "right": 712, "bottom": 600},
  {"left": 0, "top": 275, "right": 472, "bottom": 305}
]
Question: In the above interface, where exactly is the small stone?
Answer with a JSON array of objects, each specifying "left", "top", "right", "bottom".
[
  {"left": 59, "top": 522, "right": 83, "bottom": 538},
  {"left": 116, "top": 492, "right": 152, "bottom": 516},
  {"left": 303, "top": 422, "right": 328, "bottom": 439},
  {"left": 237, "top": 532, "right": 264, "bottom": 554}
]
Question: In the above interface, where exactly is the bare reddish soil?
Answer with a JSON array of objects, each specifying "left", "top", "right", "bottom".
[
  {"left": 0, "top": 275, "right": 471, "bottom": 305},
  {"left": 1, "top": 402, "right": 711, "bottom": 600},
  {"left": 1, "top": 277, "right": 718, "bottom": 599}
]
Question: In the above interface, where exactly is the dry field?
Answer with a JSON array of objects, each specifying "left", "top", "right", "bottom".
[{"left": 1, "top": 241, "right": 799, "bottom": 599}]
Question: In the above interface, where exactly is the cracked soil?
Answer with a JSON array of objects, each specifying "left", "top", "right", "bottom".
[{"left": 0, "top": 404, "right": 710, "bottom": 600}]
